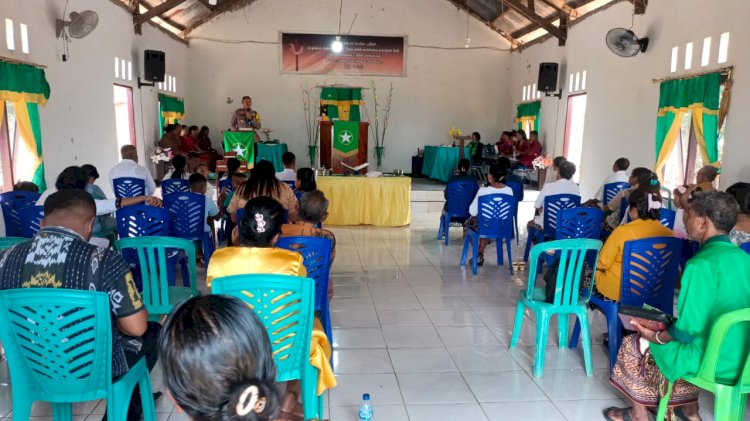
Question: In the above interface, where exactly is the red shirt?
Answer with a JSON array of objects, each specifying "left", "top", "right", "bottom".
[
  {"left": 180, "top": 136, "right": 197, "bottom": 153},
  {"left": 496, "top": 139, "right": 515, "bottom": 156},
  {"left": 518, "top": 140, "right": 542, "bottom": 167}
]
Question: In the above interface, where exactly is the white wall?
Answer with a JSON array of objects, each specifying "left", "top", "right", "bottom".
[
  {"left": 2, "top": 0, "right": 188, "bottom": 195},
  {"left": 508, "top": 0, "right": 748, "bottom": 198},
  {"left": 186, "top": 0, "right": 512, "bottom": 172}
]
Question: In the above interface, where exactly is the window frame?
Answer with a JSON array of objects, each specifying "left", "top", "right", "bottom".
[{"left": 113, "top": 83, "right": 137, "bottom": 148}]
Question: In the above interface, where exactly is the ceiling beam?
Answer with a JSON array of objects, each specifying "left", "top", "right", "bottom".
[
  {"left": 502, "top": 0, "right": 567, "bottom": 45},
  {"left": 443, "top": 0, "right": 520, "bottom": 49},
  {"left": 182, "top": 0, "right": 248, "bottom": 37},
  {"left": 538, "top": 0, "right": 580, "bottom": 19},
  {"left": 134, "top": 0, "right": 189, "bottom": 25},
  {"left": 628, "top": 0, "right": 648, "bottom": 14},
  {"left": 133, "top": 0, "right": 142, "bottom": 35}
]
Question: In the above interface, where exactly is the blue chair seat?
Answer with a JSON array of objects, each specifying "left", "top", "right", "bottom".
[
  {"left": 460, "top": 193, "right": 516, "bottom": 275},
  {"left": 438, "top": 180, "right": 479, "bottom": 245}
]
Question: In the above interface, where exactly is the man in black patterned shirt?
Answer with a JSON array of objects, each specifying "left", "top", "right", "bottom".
[{"left": 0, "top": 189, "right": 161, "bottom": 420}]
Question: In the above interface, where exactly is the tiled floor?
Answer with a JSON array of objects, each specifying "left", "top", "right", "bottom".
[{"left": 0, "top": 197, "right": 744, "bottom": 420}]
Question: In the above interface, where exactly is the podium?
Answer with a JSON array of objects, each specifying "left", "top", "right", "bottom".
[{"left": 320, "top": 121, "right": 369, "bottom": 174}]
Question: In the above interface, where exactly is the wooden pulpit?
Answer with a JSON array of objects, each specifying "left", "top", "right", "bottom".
[{"left": 320, "top": 121, "right": 369, "bottom": 174}]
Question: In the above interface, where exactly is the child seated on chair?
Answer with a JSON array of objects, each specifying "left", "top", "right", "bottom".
[
  {"left": 221, "top": 172, "right": 247, "bottom": 246},
  {"left": 189, "top": 173, "right": 224, "bottom": 235},
  {"left": 159, "top": 295, "right": 280, "bottom": 421},
  {"left": 464, "top": 163, "right": 513, "bottom": 267}
]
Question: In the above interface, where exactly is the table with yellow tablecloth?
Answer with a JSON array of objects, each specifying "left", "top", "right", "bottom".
[{"left": 316, "top": 176, "right": 411, "bottom": 226}]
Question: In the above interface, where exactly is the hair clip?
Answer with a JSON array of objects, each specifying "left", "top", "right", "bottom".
[
  {"left": 650, "top": 179, "right": 658, "bottom": 186},
  {"left": 647, "top": 194, "right": 663, "bottom": 211},
  {"left": 255, "top": 213, "right": 267, "bottom": 233},
  {"left": 236, "top": 385, "right": 259, "bottom": 416}
]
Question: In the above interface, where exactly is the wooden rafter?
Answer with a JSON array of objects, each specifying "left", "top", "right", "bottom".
[
  {"left": 182, "top": 0, "right": 247, "bottom": 37},
  {"left": 628, "top": 0, "right": 648, "bottom": 14},
  {"left": 444, "top": 0, "right": 520, "bottom": 49},
  {"left": 502, "top": 0, "right": 567, "bottom": 45},
  {"left": 133, "top": 0, "right": 142, "bottom": 35},
  {"left": 134, "top": 0, "right": 189, "bottom": 25},
  {"left": 538, "top": 0, "right": 580, "bottom": 19}
]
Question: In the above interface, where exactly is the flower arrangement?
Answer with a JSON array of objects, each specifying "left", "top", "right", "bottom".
[
  {"left": 363, "top": 81, "right": 394, "bottom": 149},
  {"left": 448, "top": 126, "right": 462, "bottom": 139},
  {"left": 532, "top": 155, "right": 553, "bottom": 170},
  {"left": 261, "top": 128, "right": 273, "bottom": 142},
  {"left": 149, "top": 147, "right": 171, "bottom": 164}
]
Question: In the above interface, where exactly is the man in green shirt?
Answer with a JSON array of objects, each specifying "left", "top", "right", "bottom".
[{"left": 606, "top": 191, "right": 750, "bottom": 421}]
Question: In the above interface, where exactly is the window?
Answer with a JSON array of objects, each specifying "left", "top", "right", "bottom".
[
  {"left": 563, "top": 93, "right": 587, "bottom": 183},
  {"left": 19, "top": 23, "right": 28, "bottom": 54},
  {"left": 718, "top": 32, "right": 730, "bottom": 64},
  {"left": 701, "top": 37, "right": 711, "bottom": 67},
  {"left": 113, "top": 85, "right": 136, "bottom": 154},
  {"left": 661, "top": 78, "right": 728, "bottom": 190},
  {"left": 670, "top": 46, "right": 679, "bottom": 73},
  {"left": 5, "top": 18, "right": 15, "bottom": 50},
  {"left": 684, "top": 42, "right": 693, "bottom": 70},
  {"left": 0, "top": 102, "right": 39, "bottom": 192}
]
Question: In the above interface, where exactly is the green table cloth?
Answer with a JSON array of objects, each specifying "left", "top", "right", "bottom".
[
  {"left": 256, "top": 143, "right": 288, "bottom": 172},
  {"left": 422, "top": 146, "right": 470, "bottom": 182}
]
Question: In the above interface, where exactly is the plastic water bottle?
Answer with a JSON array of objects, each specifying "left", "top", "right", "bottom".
[{"left": 358, "top": 393, "right": 373, "bottom": 420}]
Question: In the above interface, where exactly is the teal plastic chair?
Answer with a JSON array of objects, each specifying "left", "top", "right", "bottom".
[
  {"left": 510, "top": 238, "right": 603, "bottom": 378},
  {"left": 0, "top": 236, "right": 28, "bottom": 252},
  {"left": 0, "top": 288, "right": 156, "bottom": 421},
  {"left": 212, "top": 274, "right": 321, "bottom": 421},
  {"left": 115, "top": 236, "right": 198, "bottom": 321},
  {"left": 656, "top": 308, "right": 750, "bottom": 421}
]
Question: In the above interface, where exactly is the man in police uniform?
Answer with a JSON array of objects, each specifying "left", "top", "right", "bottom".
[{"left": 230, "top": 96, "right": 261, "bottom": 131}]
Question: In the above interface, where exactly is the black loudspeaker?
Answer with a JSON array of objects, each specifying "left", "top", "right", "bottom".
[
  {"left": 538, "top": 62, "right": 559, "bottom": 92},
  {"left": 144, "top": 50, "right": 165, "bottom": 82}
]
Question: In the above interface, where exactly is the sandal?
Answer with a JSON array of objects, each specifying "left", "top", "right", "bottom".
[
  {"left": 674, "top": 407, "right": 702, "bottom": 421},
  {"left": 602, "top": 407, "right": 655, "bottom": 421}
]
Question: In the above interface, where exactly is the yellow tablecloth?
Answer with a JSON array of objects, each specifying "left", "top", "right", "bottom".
[{"left": 316, "top": 176, "right": 411, "bottom": 226}]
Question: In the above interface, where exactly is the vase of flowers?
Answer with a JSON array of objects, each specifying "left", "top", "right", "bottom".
[
  {"left": 364, "top": 81, "right": 394, "bottom": 172},
  {"left": 532, "top": 155, "right": 552, "bottom": 170},
  {"left": 301, "top": 83, "right": 321, "bottom": 167},
  {"left": 149, "top": 147, "right": 172, "bottom": 164},
  {"left": 448, "top": 127, "right": 462, "bottom": 146}
]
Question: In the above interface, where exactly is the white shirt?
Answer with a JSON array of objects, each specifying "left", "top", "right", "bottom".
[
  {"left": 108, "top": 159, "right": 156, "bottom": 196},
  {"left": 469, "top": 186, "right": 514, "bottom": 216},
  {"left": 594, "top": 170, "right": 629, "bottom": 202},
  {"left": 36, "top": 188, "right": 117, "bottom": 215},
  {"left": 534, "top": 178, "right": 581, "bottom": 224},
  {"left": 275, "top": 168, "right": 297, "bottom": 182}
]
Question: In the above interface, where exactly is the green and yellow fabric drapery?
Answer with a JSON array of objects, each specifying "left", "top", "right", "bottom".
[
  {"left": 655, "top": 72, "right": 721, "bottom": 179},
  {"left": 515, "top": 101, "right": 541, "bottom": 132},
  {"left": 158, "top": 94, "right": 185, "bottom": 137},
  {"left": 0, "top": 61, "right": 50, "bottom": 191},
  {"left": 320, "top": 87, "right": 362, "bottom": 121}
]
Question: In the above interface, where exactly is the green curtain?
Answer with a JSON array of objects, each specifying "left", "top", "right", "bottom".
[
  {"left": 320, "top": 87, "right": 362, "bottom": 121},
  {"left": 655, "top": 72, "right": 721, "bottom": 177},
  {"left": 515, "top": 101, "right": 541, "bottom": 132},
  {"left": 0, "top": 61, "right": 50, "bottom": 191},
  {"left": 158, "top": 94, "right": 185, "bottom": 137}
]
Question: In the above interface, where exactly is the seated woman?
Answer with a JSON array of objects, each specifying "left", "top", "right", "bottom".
[
  {"left": 465, "top": 163, "right": 513, "bottom": 266},
  {"left": 516, "top": 131, "right": 542, "bottom": 168},
  {"left": 595, "top": 185, "right": 674, "bottom": 301},
  {"left": 455, "top": 132, "right": 484, "bottom": 165},
  {"left": 295, "top": 167, "right": 317, "bottom": 200},
  {"left": 727, "top": 182, "right": 750, "bottom": 245},
  {"left": 207, "top": 196, "right": 306, "bottom": 289},
  {"left": 605, "top": 191, "right": 750, "bottom": 421},
  {"left": 162, "top": 155, "right": 190, "bottom": 181},
  {"left": 159, "top": 295, "right": 280, "bottom": 421},
  {"left": 228, "top": 160, "right": 298, "bottom": 223},
  {"left": 496, "top": 131, "right": 515, "bottom": 157}
]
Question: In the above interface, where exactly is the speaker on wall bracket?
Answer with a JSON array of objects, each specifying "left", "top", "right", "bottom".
[
  {"left": 138, "top": 50, "right": 166, "bottom": 89},
  {"left": 538, "top": 62, "right": 562, "bottom": 99}
]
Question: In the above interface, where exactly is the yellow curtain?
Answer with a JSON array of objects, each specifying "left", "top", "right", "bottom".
[
  {"left": 654, "top": 110, "right": 685, "bottom": 178},
  {"left": 12, "top": 101, "right": 44, "bottom": 186}
]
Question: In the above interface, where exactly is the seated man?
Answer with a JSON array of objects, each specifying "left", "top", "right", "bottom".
[
  {"left": 276, "top": 152, "right": 297, "bottom": 182},
  {"left": 108, "top": 144, "right": 157, "bottom": 196},
  {"left": 588, "top": 157, "right": 630, "bottom": 205},
  {"left": 528, "top": 160, "right": 580, "bottom": 231},
  {"left": 0, "top": 190, "right": 160, "bottom": 420}
]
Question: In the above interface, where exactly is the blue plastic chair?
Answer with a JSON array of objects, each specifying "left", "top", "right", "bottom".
[
  {"left": 212, "top": 274, "right": 322, "bottom": 421},
  {"left": 524, "top": 194, "right": 581, "bottom": 262},
  {"left": 659, "top": 208, "right": 677, "bottom": 229},
  {"left": 556, "top": 207, "right": 604, "bottom": 240},
  {"left": 460, "top": 194, "right": 516, "bottom": 275},
  {"left": 218, "top": 177, "right": 234, "bottom": 193},
  {"left": 20, "top": 205, "right": 44, "bottom": 238},
  {"left": 282, "top": 180, "right": 297, "bottom": 191},
  {"left": 604, "top": 182, "right": 630, "bottom": 205},
  {"left": 0, "top": 236, "right": 28, "bottom": 252},
  {"left": 661, "top": 186, "right": 674, "bottom": 210},
  {"left": 510, "top": 238, "right": 603, "bottom": 378},
  {"left": 277, "top": 236, "right": 334, "bottom": 352},
  {"left": 569, "top": 236, "right": 683, "bottom": 369},
  {"left": 506, "top": 180, "right": 524, "bottom": 244},
  {"left": 438, "top": 180, "right": 479, "bottom": 245},
  {"left": 116, "top": 236, "right": 198, "bottom": 321},
  {"left": 163, "top": 192, "right": 214, "bottom": 267},
  {"left": 0, "top": 191, "right": 40, "bottom": 237},
  {"left": 0, "top": 288, "right": 156, "bottom": 421},
  {"left": 742, "top": 242, "right": 750, "bottom": 255},
  {"left": 161, "top": 178, "right": 189, "bottom": 195},
  {"left": 112, "top": 177, "right": 146, "bottom": 198}
]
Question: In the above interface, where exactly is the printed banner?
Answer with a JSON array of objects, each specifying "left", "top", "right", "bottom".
[
  {"left": 281, "top": 33, "right": 406, "bottom": 76},
  {"left": 223, "top": 131, "right": 256, "bottom": 163},
  {"left": 333, "top": 121, "right": 360, "bottom": 157}
]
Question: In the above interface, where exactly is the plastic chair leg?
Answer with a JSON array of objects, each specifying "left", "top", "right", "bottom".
[
  {"left": 10, "top": 397, "right": 32, "bottom": 421},
  {"left": 496, "top": 237, "right": 504, "bottom": 267},
  {"left": 713, "top": 386, "right": 745, "bottom": 421},
  {"left": 460, "top": 234, "right": 470, "bottom": 266},
  {"left": 509, "top": 301, "right": 526, "bottom": 349},
  {"left": 557, "top": 314, "right": 569, "bottom": 350},
  {"left": 533, "top": 311, "right": 551, "bottom": 378},
  {"left": 302, "top": 368, "right": 321, "bottom": 421},
  {"left": 505, "top": 237, "right": 514, "bottom": 275},
  {"left": 437, "top": 215, "right": 444, "bottom": 240},
  {"left": 443, "top": 216, "right": 450, "bottom": 245},
  {"left": 524, "top": 234, "right": 533, "bottom": 263},
  {"left": 569, "top": 317, "right": 581, "bottom": 349},
  {"left": 577, "top": 312, "right": 594, "bottom": 376},
  {"left": 138, "top": 369, "right": 157, "bottom": 421},
  {"left": 605, "top": 307, "right": 622, "bottom": 370},
  {"left": 51, "top": 403, "right": 73, "bottom": 421},
  {"left": 471, "top": 234, "right": 479, "bottom": 275}
]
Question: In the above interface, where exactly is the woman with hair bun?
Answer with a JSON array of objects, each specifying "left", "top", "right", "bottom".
[
  {"left": 594, "top": 184, "right": 675, "bottom": 302},
  {"left": 158, "top": 295, "right": 280, "bottom": 421}
]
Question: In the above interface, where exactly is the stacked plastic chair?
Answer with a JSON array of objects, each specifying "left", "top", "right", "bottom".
[
  {"left": 163, "top": 191, "right": 214, "bottom": 267},
  {"left": 524, "top": 194, "right": 581, "bottom": 263}
]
